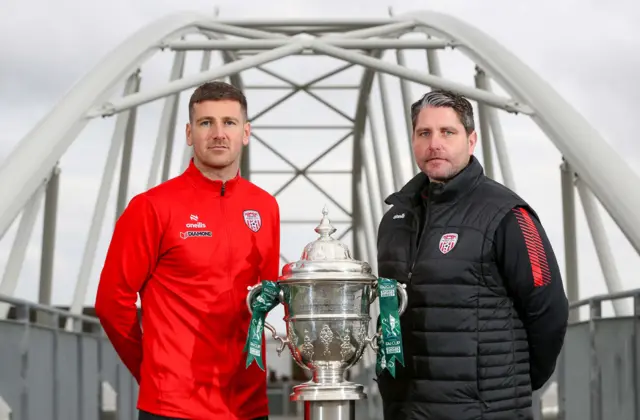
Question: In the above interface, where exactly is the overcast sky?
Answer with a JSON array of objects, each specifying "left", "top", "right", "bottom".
[{"left": 1, "top": 0, "right": 639, "bottom": 331}]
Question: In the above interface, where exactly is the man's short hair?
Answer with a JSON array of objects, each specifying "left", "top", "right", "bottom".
[
  {"left": 410, "top": 89, "right": 475, "bottom": 135},
  {"left": 188, "top": 81, "right": 248, "bottom": 122}
]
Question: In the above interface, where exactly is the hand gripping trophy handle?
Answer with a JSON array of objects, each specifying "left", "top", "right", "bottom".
[
  {"left": 246, "top": 283, "right": 290, "bottom": 355},
  {"left": 364, "top": 281, "right": 409, "bottom": 351}
]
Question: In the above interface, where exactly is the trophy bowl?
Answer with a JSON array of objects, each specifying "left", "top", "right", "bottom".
[{"left": 246, "top": 206, "right": 407, "bottom": 405}]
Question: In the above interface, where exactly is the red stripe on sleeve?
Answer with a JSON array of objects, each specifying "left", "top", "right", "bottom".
[{"left": 513, "top": 208, "right": 552, "bottom": 287}]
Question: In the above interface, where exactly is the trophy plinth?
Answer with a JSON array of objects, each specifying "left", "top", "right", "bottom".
[{"left": 246, "top": 206, "right": 407, "bottom": 420}]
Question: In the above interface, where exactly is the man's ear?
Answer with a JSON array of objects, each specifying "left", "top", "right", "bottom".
[
  {"left": 186, "top": 122, "right": 193, "bottom": 147},
  {"left": 467, "top": 130, "right": 478, "bottom": 154},
  {"left": 242, "top": 121, "right": 251, "bottom": 147}
]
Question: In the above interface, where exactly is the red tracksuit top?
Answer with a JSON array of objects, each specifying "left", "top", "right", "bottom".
[{"left": 95, "top": 160, "right": 280, "bottom": 420}]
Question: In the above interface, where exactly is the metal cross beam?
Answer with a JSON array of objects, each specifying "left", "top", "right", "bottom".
[{"left": 167, "top": 38, "right": 457, "bottom": 50}]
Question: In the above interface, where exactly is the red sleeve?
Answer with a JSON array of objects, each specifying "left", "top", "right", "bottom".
[
  {"left": 94, "top": 194, "right": 162, "bottom": 383},
  {"left": 261, "top": 198, "right": 281, "bottom": 282},
  {"left": 494, "top": 206, "right": 569, "bottom": 390}
]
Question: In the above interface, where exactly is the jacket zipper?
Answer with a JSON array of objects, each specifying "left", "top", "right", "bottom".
[
  {"left": 220, "top": 181, "right": 229, "bottom": 273},
  {"left": 407, "top": 200, "right": 430, "bottom": 283},
  {"left": 219, "top": 181, "right": 231, "bottom": 285},
  {"left": 219, "top": 180, "right": 232, "bottom": 404}
]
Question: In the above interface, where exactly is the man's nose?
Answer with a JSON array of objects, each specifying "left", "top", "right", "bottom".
[
  {"left": 209, "top": 122, "right": 226, "bottom": 138},
  {"left": 428, "top": 136, "right": 444, "bottom": 150}
]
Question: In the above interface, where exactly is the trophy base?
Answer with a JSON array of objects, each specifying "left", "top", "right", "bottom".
[
  {"left": 291, "top": 380, "right": 366, "bottom": 401},
  {"left": 304, "top": 400, "right": 355, "bottom": 420}
]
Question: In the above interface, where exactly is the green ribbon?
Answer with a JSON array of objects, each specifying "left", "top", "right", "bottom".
[
  {"left": 375, "top": 277, "right": 405, "bottom": 378},
  {"left": 244, "top": 280, "right": 281, "bottom": 370}
]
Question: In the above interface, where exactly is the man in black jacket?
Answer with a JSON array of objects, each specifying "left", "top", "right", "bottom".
[{"left": 376, "top": 89, "right": 569, "bottom": 420}]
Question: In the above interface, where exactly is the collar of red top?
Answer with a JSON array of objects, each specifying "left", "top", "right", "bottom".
[{"left": 183, "top": 159, "right": 241, "bottom": 197}]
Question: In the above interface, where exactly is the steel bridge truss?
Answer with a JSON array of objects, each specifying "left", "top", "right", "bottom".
[{"left": 0, "top": 10, "right": 640, "bottom": 419}]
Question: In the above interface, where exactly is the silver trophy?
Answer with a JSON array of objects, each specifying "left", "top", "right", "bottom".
[{"left": 246, "top": 207, "right": 408, "bottom": 420}]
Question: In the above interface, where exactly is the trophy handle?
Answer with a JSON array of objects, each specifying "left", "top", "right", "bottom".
[
  {"left": 263, "top": 322, "right": 289, "bottom": 356},
  {"left": 245, "top": 282, "right": 285, "bottom": 310},
  {"left": 365, "top": 333, "right": 381, "bottom": 351},
  {"left": 396, "top": 282, "right": 408, "bottom": 316},
  {"left": 368, "top": 280, "right": 408, "bottom": 313},
  {"left": 365, "top": 282, "right": 408, "bottom": 352},
  {"left": 246, "top": 283, "right": 289, "bottom": 356}
]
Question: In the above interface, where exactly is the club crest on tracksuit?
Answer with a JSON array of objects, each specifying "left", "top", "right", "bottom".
[
  {"left": 243, "top": 210, "right": 262, "bottom": 232},
  {"left": 439, "top": 233, "right": 458, "bottom": 254}
]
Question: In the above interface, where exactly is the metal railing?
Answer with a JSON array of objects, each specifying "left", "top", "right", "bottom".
[
  {"left": 0, "top": 294, "right": 137, "bottom": 420},
  {"left": 0, "top": 294, "right": 303, "bottom": 420},
  {"left": 3, "top": 288, "right": 640, "bottom": 420},
  {"left": 553, "top": 288, "right": 640, "bottom": 420}
]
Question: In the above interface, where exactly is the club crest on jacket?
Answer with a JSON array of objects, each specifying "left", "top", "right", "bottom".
[
  {"left": 439, "top": 233, "right": 459, "bottom": 254},
  {"left": 243, "top": 210, "right": 262, "bottom": 232}
]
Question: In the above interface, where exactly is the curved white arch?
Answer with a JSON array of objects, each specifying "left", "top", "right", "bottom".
[
  {"left": 1, "top": 10, "right": 637, "bottom": 292},
  {"left": 401, "top": 10, "right": 640, "bottom": 253},
  {"left": 0, "top": 12, "right": 222, "bottom": 238}
]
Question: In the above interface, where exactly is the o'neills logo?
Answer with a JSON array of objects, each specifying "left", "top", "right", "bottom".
[
  {"left": 180, "top": 231, "right": 212, "bottom": 239},
  {"left": 185, "top": 222, "right": 207, "bottom": 228}
]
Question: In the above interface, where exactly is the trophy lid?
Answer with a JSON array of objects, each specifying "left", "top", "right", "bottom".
[{"left": 279, "top": 206, "right": 376, "bottom": 282}]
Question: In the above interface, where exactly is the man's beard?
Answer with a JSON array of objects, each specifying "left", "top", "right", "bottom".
[{"left": 427, "top": 163, "right": 462, "bottom": 183}]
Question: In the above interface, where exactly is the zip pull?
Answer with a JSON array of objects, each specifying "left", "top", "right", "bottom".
[
  {"left": 221, "top": 182, "right": 226, "bottom": 196},
  {"left": 408, "top": 261, "right": 416, "bottom": 283}
]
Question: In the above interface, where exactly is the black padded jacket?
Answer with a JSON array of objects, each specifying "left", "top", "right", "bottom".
[{"left": 376, "top": 156, "right": 569, "bottom": 420}]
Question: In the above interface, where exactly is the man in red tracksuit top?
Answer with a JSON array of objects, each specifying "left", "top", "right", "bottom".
[{"left": 95, "top": 81, "right": 280, "bottom": 420}]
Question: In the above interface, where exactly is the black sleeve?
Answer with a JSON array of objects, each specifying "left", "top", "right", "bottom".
[{"left": 493, "top": 206, "right": 569, "bottom": 390}]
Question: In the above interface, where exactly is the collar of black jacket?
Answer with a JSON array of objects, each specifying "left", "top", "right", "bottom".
[{"left": 385, "top": 155, "right": 484, "bottom": 207}]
